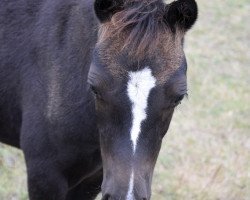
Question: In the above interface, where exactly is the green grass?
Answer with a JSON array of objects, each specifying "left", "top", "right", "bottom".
[
  {"left": 0, "top": 0, "right": 249, "bottom": 199},
  {"left": 0, "top": 146, "right": 27, "bottom": 200}
]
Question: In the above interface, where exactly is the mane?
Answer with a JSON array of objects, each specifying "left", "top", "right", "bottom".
[{"left": 99, "top": 0, "right": 170, "bottom": 56}]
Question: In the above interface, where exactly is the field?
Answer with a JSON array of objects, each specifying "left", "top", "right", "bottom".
[{"left": 0, "top": 0, "right": 249, "bottom": 199}]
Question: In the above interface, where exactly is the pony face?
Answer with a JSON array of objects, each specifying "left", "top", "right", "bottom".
[{"left": 89, "top": 0, "right": 198, "bottom": 199}]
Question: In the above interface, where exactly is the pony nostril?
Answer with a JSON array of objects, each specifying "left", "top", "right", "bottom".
[{"left": 102, "top": 194, "right": 111, "bottom": 200}]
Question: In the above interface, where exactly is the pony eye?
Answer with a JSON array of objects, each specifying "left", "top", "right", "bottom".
[
  {"left": 90, "top": 85, "right": 104, "bottom": 101},
  {"left": 174, "top": 94, "right": 186, "bottom": 106},
  {"left": 90, "top": 85, "right": 98, "bottom": 95}
]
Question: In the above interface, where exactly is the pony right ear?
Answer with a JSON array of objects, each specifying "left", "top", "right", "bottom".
[
  {"left": 94, "top": 0, "right": 123, "bottom": 23},
  {"left": 165, "top": 0, "right": 198, "bottom": 31}
]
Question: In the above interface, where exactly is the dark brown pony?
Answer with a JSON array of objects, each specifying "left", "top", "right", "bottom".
[{"left": 0, "top": 0, "right": 198, "bottom": 199}]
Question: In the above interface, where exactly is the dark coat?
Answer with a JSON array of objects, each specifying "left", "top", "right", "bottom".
[{"left": 0, "top": 0, "right": 102, "bottom": 199}]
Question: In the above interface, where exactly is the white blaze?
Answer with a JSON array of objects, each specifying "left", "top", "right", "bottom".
[
  {"left": 126, "top": 67, "right": 156, "bottom": 200},
  {"left": 127, "top": 67, "right": 156, "bottom": 152},
  {"left": 126, "top": 171, "right": 135, "bottom": 200}
]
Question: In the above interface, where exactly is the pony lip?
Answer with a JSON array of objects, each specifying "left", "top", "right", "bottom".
[{"left": 0, "top": 0, "right": 198, "bottom": 199}]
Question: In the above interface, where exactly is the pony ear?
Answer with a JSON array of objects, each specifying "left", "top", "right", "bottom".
[
  {"left": 165, "top": 0, "right": 198, "bottom": 31},
  {"left": 94, "top": 0, "right": 123, "bottom": 23}
]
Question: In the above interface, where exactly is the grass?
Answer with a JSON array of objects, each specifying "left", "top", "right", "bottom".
[{"left": 0, "top": 0, "right": 249, "bottom": 199}]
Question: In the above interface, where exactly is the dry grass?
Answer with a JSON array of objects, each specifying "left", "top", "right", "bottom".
[
  {"left": 152, "top": 0, "right": 250, "bottom": 199},
  {"left": 0, "top": 0, "right": 249, "bottom": 199}
]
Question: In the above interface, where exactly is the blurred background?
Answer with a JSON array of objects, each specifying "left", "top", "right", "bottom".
[{"left": 0, "top": 0, "right": 249, "bottom": 199}]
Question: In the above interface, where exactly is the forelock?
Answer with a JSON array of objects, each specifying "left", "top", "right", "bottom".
[
  {"left": 98, "top": 0, "right": 180, "bottom": 56},
  {"left": 96, "top": 0, "right": 185, "bottom": 84}
]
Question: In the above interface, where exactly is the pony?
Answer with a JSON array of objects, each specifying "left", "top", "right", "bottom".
[{"left": 0, "top": 0, "right": 198, "bottom": 199}]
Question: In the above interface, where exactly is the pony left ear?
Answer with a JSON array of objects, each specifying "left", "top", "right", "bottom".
[
  {"left": 94, "top": 0, "right": 123, "bottom": 23},
  {"left": 165, "top": 0, "right": 198, "bottom": 31}
]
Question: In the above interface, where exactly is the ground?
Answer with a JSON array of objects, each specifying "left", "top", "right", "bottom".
[{"left": 0, "top": 0, "right": 249, "bottom": 199}]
